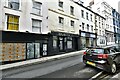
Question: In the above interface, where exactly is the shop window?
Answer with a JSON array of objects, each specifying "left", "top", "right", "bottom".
[
  {"left": 32, "top": 1, "right": 42, "bottom": 15},
  {"left": 53, "top": 36, "right": 57, "bottom": 48},
  {"left": 67, "top": 37, "right": 72, "bottom": 49},
  {"left": 32, "top": 19, "right": 42, "bottom": 33},
  {"left": 27, "top": 43, "right": 35, "bottom": 59},
  {"left": 8, "top": 0, "right": 19, "bottom": 10},
  {"left": 7, "top": 15, "right": 19, "bottom": 30}
]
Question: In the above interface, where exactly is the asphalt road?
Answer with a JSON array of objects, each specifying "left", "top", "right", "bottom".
[{"left": 2, "top": 54, "right": 101, "bottom": 80}]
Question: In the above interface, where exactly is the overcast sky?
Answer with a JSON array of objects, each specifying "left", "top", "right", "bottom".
[{"left": 73, "top": 0, "right": 120, "bottom": 11}]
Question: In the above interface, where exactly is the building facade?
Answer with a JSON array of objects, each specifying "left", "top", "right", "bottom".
[
  {"left": 45, "top": 0, "right": 80, "bottom": 55},
  {"left": 74, "top": 2, "right": 97, "bottom": 49},
  {"left": 92, "top": 1, "right": 115, "bottom": 46},
  {"left": 94, "top": 13, "right": 106, "bottom": 47},
  {"left": 0, "top": 0, "right": 50, "bottom": 63},
  {"left": 112, "top": 9, "right": 120, "bottom": 44}
]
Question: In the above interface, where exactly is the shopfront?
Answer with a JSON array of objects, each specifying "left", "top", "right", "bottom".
[
  {"left": 1, "top": 31, "right": 49, "bottom": 63},
  {"left": 80, "top": 31, "right": 96, "bottom": 50},
  {"left": 48, "top": 31, "right": 80, "bottom": 55}
]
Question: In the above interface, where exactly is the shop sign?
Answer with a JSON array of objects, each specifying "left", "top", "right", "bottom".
[
  {"left": 90, "top": 34, "right": 95, "bottom": 38},
  {"left": 81, "top": 32, "right": 85, "bottom": 37}
]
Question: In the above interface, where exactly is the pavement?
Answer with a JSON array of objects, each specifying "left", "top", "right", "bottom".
[
  {"left": 0, "top": 49, "right": 120, "bottom": 79},
  {"left": 0, "top": 50, "right": 85, "bottom": 70}
]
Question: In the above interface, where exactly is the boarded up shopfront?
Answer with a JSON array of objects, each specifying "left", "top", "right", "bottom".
[{"left": 1, "top": 31, "right": 49, "bottom": 63}]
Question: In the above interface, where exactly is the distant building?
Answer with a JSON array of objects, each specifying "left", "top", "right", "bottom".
[
  {"left": 91, "top": 1, "right": 115, "bottom": 46},
  {"left": 112, "top": 9, "right": 120, "bottom": 44}
]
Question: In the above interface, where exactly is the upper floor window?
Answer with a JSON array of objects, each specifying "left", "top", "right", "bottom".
[
  {"left": 6, "top": 14, "right": 19, "bottom": 30},
  {"left": 81, "top": 10, "right": 84, "bottom": 18},
  {"left": 87, "top": 24, "right": 89, "bottom": 31},
  {"left": 70, "top": 6, "right": 74, "bottom": 15},
  {"left": 8, "top": 0, "right": 19, "bottom": 10},
  {"left": 86, "top": 12, "right": 89, "bottom": 20},
  {"left": 71, "top": 20, "right": 74, "bottom": 27},
  {"left": 91, "top": 25, "right": 93, "bottom": 31},
  {"left": 32, "top": 1, "right": 42, "bottom": 15},
  {"left": 90, "top": 14, "right": 92, "bottom": 21},
  {"left": 82, "top": 22, "right": 85, "bottom": 30},
  {"left": 59, "top": 1, "right": 63, "bottom": 8},
  {"left": 59, "top": 17, "right": 64, "bottom": 26},
  {"left": 32, "top": 19, "right": 42, "bottom": 33}
]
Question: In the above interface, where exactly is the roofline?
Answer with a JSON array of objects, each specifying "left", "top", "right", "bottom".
[{"left": 72, "top": 1, "right": 105, "bottom": 19}]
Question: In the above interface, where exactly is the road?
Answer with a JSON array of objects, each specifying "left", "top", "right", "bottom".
[{"left": 2, "top": 53, "right": 117, "bottom": 80}]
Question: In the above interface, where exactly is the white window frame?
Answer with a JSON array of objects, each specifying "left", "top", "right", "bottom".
[
  {"left": 32, "top": 1, "right": 42, "bottom": 16},
  {"left": 32, "top": 19, "right": 42, "bottom": 33},
  {"left": 59, "top": 17, "right": 64, "bottom": 27},
  {"left": 5, "top": 0, "right": 20, "bottom": 10}
]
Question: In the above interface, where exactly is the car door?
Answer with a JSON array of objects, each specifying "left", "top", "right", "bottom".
[{"left": 109, "top": 48, "right": 119, "bottom": 64}]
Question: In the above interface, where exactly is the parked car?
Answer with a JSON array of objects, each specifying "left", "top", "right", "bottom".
[{"left": 83, "top": 45, "right": 120, "bottom": 74}]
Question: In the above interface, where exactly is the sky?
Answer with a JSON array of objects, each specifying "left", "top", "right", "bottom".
[{"left": 73, "top": 0, "right": 120, "bottom": 11}]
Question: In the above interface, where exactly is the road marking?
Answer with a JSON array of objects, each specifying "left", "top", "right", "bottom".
[{"left": 89, "top": 71, "right": 103, "bottom": 80}]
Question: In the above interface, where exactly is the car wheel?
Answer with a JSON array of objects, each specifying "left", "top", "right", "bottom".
[{"left": 111, "top": 62, "right": 117, "bottom": 74}]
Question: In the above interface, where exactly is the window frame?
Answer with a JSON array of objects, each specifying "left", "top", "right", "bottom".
[
  {"left": 70, "top": 6, "right": 74, "bottom": 15},
  {"left": 70, "top": 20, "right": 74, "bottom": 27},
  {"left": 32, "top": 1, "right": 42, "bottom": 16},
  {"left": 7, "top": 14, "right": 19, "bottom": 30},
  {"left": 32, "top": 19, "right": 42, "bottom": 33},
  {"left": 58, "top": 1, "right": 63, "bottom": 8},
  {"left": 59, "top": 17, "right": 64, "bottom": 26},
  {"left": 7, "top": 0, "right": 20, "bottom": 10}
]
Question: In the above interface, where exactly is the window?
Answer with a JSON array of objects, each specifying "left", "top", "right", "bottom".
[
  {"left": 8, "top": 0, "right": 19, "bottom": 10},
  {"left": 81, "top": 10, "right": 84, "bottom": 18},
  {"left": 100, "top": 30, "right": 101, "bottom": 35},
  {"left": 90, "top": 14, "right": 92, "bottom": 21},
  {"left": 91, "top": 25, "right": 93, "bottom": 31},
  {"left": 53, "top": 36, "right": 57, "bottom": 48},
  {"left": 70, "top": 6, "right": 74, "bottom": 15},
  {"left": 7, "top": 15, "right": 19, "bottom": 30},
  {"left": 87, "top": 24, "right": 89, "bottom": 31},
  {"left": 86, "top": 12, "right": 89, "bottom": 20},
  {"left": 67, "top": 37, "right": 72, "bottom": 49},
  {"left": 59, "top": 1, "right": 63, "bottom": 8},
  {"left": 32, "top": 19, "right": 42, "bottom": 33},
  {"left": 32, "top": 1, "right": 42, "bottom": 15},
  {"left": 59, "top": 17, "right": 64, "bottom": 26},
  {"left": 71, "top": 20, "right": 74, "bottom": 27},
  {"left": 82, "top": 22, "right": 84, "bottom": 30}
]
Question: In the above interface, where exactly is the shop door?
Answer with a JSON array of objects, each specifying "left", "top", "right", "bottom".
[
  {"left": 58, "top": 37, "right": 64, "bottom": 52},
  {"left": 35, "top": 43, "right": 40, "bottom": 58}
]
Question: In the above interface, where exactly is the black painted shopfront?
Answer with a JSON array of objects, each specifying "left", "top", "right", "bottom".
[{"left": 48, "top": 31, "right": 80, "bottom": 55}]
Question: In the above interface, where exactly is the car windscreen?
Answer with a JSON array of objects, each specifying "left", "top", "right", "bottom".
[{"left": 90, "top": 49, "right": 104, "bottom": 54}]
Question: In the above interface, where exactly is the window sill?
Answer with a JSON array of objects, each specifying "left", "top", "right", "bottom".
[
  {"left": 31, "top": 13, "right": 43, "bottom": 17},
  {"left": 4, "top": 6, "right": 22, "bottom": 12},
  {"left": 58, "top": 8, "right": 64, "bottom": 12}
]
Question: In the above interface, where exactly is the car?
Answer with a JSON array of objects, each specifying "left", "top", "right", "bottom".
[{"left": 83, "top": 45, "right": 120, "bottom": 74}]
